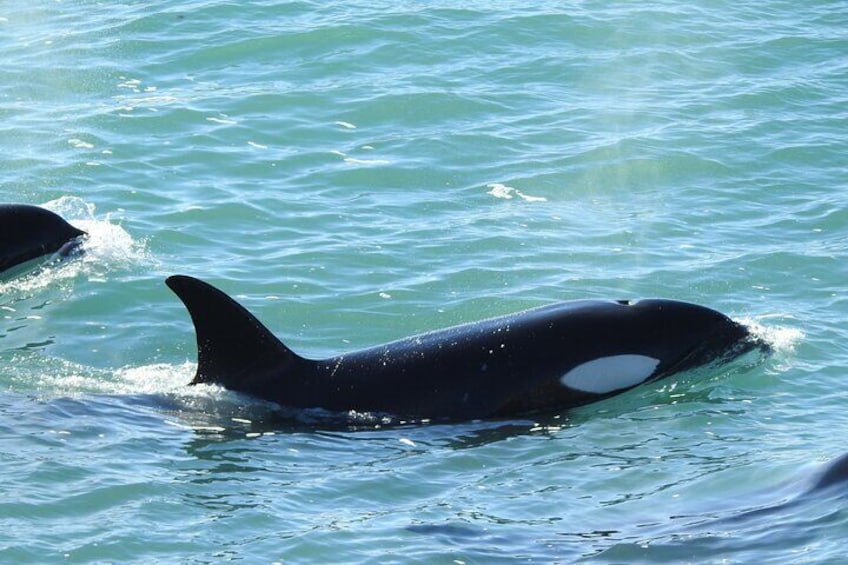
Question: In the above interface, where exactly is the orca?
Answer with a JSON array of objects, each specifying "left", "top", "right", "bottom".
[
  {"left": 672, "top": 452, "right": 848, "bottom": 532},
  {"left": 809, "top": 453, "right": 848, "bottom": 493},
  {"left": 0, "top": 204, "right": 86, "bottom": 276},
  {"left": 166, "top": 275, "right": 763, "bottom": 421}
]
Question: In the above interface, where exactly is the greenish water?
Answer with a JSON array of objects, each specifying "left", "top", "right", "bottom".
[{"left": 2, "top": 1, "right": 846, "bottom": 562}]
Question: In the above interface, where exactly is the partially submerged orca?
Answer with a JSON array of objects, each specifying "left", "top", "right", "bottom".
[
  {"left": 0, "top": 204, "right": 86, "bottom": 276},
  {"left": 167, "top": 275, "right": 763, "bottom": 421}
]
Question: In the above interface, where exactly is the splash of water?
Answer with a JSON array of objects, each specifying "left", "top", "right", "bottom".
[
  {"left": 740, "top": 315, "right": 804, "bottom": 356},
  {"left": 737, "top": 314, "right": 804, "bottom": 375}
]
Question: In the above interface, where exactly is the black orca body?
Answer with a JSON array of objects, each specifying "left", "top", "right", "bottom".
[
  {"left": 0, "top": 204, "right": 87, "bottom": 275},
  {"left": 682, "top": 452, "right": 848, "bottom": 532},
  {"left": 806, "top": 453, "right": 848, "bottom": 493},
  {"left": 167, "top": 275, "right": 762, "bottom": 421}
]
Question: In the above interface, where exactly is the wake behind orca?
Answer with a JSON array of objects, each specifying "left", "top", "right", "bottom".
[
  {"left": 0, "top": 204, "right": 87, "bottom": 276},
  {"left": 167, "top": 275, "right": 764, "bottom": 422}
]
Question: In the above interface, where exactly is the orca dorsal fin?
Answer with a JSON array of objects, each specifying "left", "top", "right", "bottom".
[{"left": 166, "top": 275, "right": 304, "bottom": 390}]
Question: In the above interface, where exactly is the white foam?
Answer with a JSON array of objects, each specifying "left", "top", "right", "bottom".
[
  {"left": 486, "top": 183, "right": 547, "bottom": 202},
  {"left": 738, "top": 315, "right": 804, "bottom": 355},
  {"left": 736, "top": 314, "right": 804, "bottom": 374},
  {"left": 68, "top": 138, "right": 95, "bottom": 149},
  {"left": 561, "top": 355, "right": 660, "bottom": 394},
  {"left": 15, "top": 358, "right": 194, "bottom": 398},
  {"left": 112, "top": 362, "right": 197, "bottom": 395}
]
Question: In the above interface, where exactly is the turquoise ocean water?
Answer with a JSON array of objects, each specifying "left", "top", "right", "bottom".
[{"left": 2, "top": 1, "right": 847, "bottom": 562}]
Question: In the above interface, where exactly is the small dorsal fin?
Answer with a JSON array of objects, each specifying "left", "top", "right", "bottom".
[{"left": 166, "top": 275, "right": 303, "bottom": 389}]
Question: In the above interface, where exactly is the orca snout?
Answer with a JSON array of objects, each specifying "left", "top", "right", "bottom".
[
  {"left": 665, "top": 300, "right": 761, "bottom": 368},
  {"left": 705, "top": 314, "right": 767, "bottom": 359},
  {"left": 626, "top": 298, "right": 759, "bottom": 369}
]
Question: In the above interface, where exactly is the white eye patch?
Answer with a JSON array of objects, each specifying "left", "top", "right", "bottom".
[{"left": 560, "top": 355, "right": 660, "bottom": 394}]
